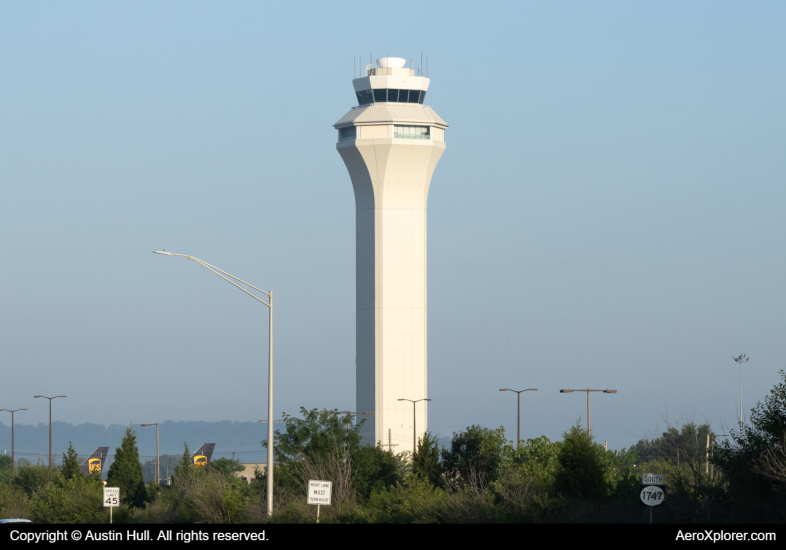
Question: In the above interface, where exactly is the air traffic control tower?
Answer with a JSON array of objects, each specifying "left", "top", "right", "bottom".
[{"left": 335, "top": 57, "right": 447, "bottom": 454}]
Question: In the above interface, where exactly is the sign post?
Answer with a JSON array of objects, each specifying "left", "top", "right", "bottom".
[
  {"left": 640, "top": 474, "right": 665, "bottom": 524},
  {"left": 307, "top": 480, "right": 332, "bottom": 524},
  {"left": 103, "top": 487, "right": 119, "bottom": 524}
]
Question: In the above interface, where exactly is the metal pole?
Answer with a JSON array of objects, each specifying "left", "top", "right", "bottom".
[
  {"left": 156, "top": 424, "right": 160, "bottom": 484},
  {"left": 586, "top": 391, "right": 591, "bottom": 439},
  {"left": 705, "top": 432, "right": 710, "bottom": 476},
  {"left": 412, "top": 401, "right": 416, "bottom": 454},
  {"left": 740, "top": 362, "right": 742, "bottom": 427},
  {"left": 514, "top": 392, "right": 520, "bottom": 446},
  {"left": 49, "top": 399, "right": 52, "bottom": 472},
  {"left": 267, "top": 292, "right": 274, "bottom": 517},
  {"left": 11, "top": 412, "right": 15, "bottom": 479}
]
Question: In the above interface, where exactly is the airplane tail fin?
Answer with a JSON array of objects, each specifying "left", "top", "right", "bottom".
[
  {"left": 192, "top": 443, "right": 215, "bottom": 467},
  {"left": 79, "top": 447, "right": 109, "bottom": 475}
]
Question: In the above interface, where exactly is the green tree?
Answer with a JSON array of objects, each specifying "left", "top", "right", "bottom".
[
  {"left": 441, "top": 425, "right": 507, "bottom": 490},
  {"left": 412, "top": 431, "right": 442, "bottom": 488},
  {"left": 60, "top": 442, "right": 80, "bottom": 481},
  {"left": 553, "top": 423, "right": 607, "bottom": 501},
  {"left": 716, "top": 369, "right": 786, "bottom": 491},
  {"left": 107, "top": 426, "right": 146, "bottom": 506}
]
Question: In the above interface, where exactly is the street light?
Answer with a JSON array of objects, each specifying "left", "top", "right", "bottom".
[
  {"left": 732, "top": 354, "right": 749, "bottom": 427},
  {"left": 154, "top": 250, "right": 275, "bottom": 516},
  {"left": 499, "top": 388, "right": 538, "bottom": 447},
  {"left": 397, "top": 399, "right": 431, "bottom": 454},
  {"left": 141, "top": 423, "right": 160, "bottom": 484},
  {"left": 0, "top": 408, "right": 27, "bottom": 479},
  {"left": 33, "top": 395, "right": 66, "bottom": 472},
  {"left": 559, "top": 389, "right": 616, "bottom": 439}
]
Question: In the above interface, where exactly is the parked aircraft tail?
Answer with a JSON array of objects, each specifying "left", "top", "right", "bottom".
[
  {"left": 192, "top": 443, "right": 215, "bottom": 467},
  {"left": 79, "top": 447, "right": 109, "bottom": 475}
]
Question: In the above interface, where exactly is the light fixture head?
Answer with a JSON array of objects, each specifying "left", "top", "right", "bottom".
[
  {"left": 560, "top": 389, "right": 573, "bottom": 393},
  {"left": 499, "top": 389, "right": 510, "bottom": 392},
  {"left": 424, "top": 399, "right": 432, "bottom": 402},
  {"left": 529, "top": 388, "right": 538, "bottom": 391},
  {"left": 153, "top": 250, "right": 173, "bottom": 255},
  {"left": 604, "top": 390, "right": 617, "bottom": 394},
  {"left": 59, "top": 395, "right": 67, "bottom": 398},
  {"left": 34, "top": 395, "right": 42, "bottom": 398}
]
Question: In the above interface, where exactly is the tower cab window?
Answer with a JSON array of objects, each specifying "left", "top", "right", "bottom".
[
  {"left": 338, "top": 127, "right": 356, "bottom": 141},
  {"left": 355, "top": 89, "right": 426, "bottom": 106}
]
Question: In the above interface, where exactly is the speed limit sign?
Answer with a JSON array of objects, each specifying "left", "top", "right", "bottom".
[{"left": 103, "top": 486, "right": 119, "bottom": 507}]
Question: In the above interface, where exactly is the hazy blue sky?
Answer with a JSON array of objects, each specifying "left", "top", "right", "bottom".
[{"left": 1, "top": 1, "right": 784, "bottom": 452}]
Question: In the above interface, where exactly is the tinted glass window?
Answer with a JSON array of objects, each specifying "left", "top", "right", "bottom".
[
  {"left": 373, "top": 89, "right": 387, "bottom": 103},
  {"left": 396, "top": 90, "right": 408, "bottom": 103},
  {"left": 387, "top": 89, "right": 399, "bottom": 102},
  {"left": 418, "top": 91, "right": 426, "bottom": 104},
  {"left": 407, "top": 90, "right": 420, "bottom": 103},
  {"left": 356, "top": 91, "right": 362, "bottom": 105},
  {"left": 339, "top": 127, "right": 357, "bottom": 142},
  {"left": 362, "top": 90, "right": 373, "bottom": 105}
]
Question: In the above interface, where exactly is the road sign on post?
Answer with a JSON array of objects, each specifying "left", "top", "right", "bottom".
[
  {"left": 103, "top": 487, "right": 119, "bottom": 524},
  {"left": 307, "top": 480, "right": 332, "bottom": 524},
  {"left": 640, "top": 482, "right": 665, "bottom": 524},
  {"left": 642, "top": 473, "right": 664, "bottom": 485}
]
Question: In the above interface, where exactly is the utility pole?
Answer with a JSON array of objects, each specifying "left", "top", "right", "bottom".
[{"left": 381, "top": 429, "right": 398, "bottom": 451}]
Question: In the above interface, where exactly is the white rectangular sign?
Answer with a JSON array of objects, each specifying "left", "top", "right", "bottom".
[
  {"left": 643, "top": 473, "right": 664, "bottom": 485},
  {"left": 103, "top": 487, "right": 120, "bottom": 507},
  {"left": 307, "top": 480, "right": 332, "bottom": 506}
]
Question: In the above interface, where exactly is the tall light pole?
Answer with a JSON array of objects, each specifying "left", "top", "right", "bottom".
[
  {"left": 33, "top": 395, "right": 66, "bottom": 472},
  {"left": 0, "top": 408, "right": 27, "bottom": 479},
  {"left": 397, "top": 399, "right": 431, "bottom": 454},
  {"left": 154, "top": 250, "right": 275, "bottom": 516},
  {"left": 732, "top": 354, "right": 749, "bottom": 427},
  {"left": 559, "top": 389, "right": 616, "bottom": 439},
  {"left": 141, "top": 423, "right": 159, "bottom": 484},
  {"left": 498, "top": 388, "right": 537, "bottom": 447}
]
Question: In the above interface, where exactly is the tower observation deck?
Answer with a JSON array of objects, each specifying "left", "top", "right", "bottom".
[{"left": 335, "top": 57, "right": 447, "bottom": 454}]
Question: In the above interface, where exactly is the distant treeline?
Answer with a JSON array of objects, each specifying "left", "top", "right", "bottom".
[{"left": 0, "top": 420, "right": 268, "bottom": 465}]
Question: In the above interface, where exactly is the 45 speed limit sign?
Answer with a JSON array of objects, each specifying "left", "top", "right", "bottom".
[
  {"left": 103, "top": 487, "right": 119, "bottom": 507},
  {"left": 640, "top": 485, "right": 665, "bottom": 506}
]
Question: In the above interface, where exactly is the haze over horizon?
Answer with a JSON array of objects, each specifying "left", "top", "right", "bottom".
[{"left": 2, "top": 1, "right": 784, "bottom": 452}]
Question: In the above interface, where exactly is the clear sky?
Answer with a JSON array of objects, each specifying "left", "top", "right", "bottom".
[{"left": 1, "top": 1, "right": 784, "bottom": 451}]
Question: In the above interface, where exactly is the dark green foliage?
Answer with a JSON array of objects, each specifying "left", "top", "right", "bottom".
[
  {"left": 106, "top": 425, "right": 146, "bottom": 507},
  {"left": 631, "top": 422, "right": 715, "bottom": 463},
  {"left": 0, "top": 455, "right": 11, "bottom": 484},
  {"left": 554, "top": 423, "right": 607, "bottom": 501},
  {"left": 208, "top": 457, "right": 245, "bottom": 479},
  {"left": 716, "top": 369, "right": 786, "bottom": 491},
  {"left": 61, "top": 442, "right": 81, "bottom": 480},
  {"left": 441, "top": 425, "right": 507, "bottom": 490},
  {"left": 412, "top": 431, "right": 442, "bottom": 488},
  {"left": 353, "top": 444, "right": 403, "bottom": 499}
]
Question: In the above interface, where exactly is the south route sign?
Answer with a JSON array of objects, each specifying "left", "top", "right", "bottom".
[
  {"left": 643, "top": 473, "right": 664, "bottom": 485},
  {"left": 307, "top": 480, "right": 332, "bottom": 506}
]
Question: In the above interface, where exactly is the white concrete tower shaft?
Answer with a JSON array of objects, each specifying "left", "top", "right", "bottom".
[{"left": 335, "top": 57, "right": 447, "bottom": 454}]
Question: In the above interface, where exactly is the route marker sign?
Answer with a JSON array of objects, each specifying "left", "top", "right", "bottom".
[
  {"left": 640, "top": 485, "right": 665, "bottom": 506},
  {"left": 103, "top": 486, "right": 120, "bottom": 524},
  {"left": 642, "top": 473, "right": 664, "bottom": 485},
  {"left": 307, "top": 480, "right": 332, "bottom": 524}
]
